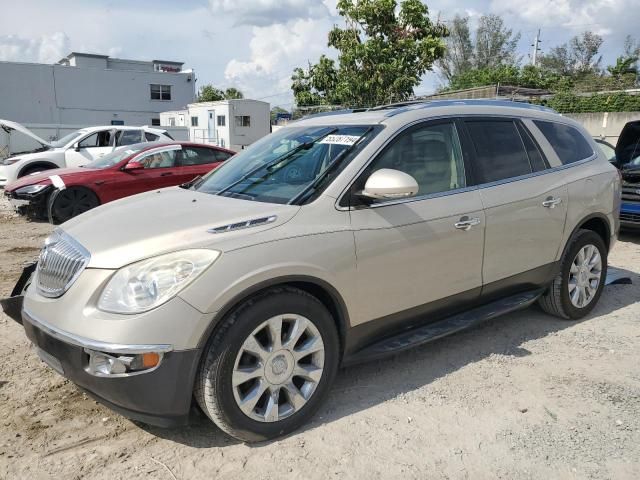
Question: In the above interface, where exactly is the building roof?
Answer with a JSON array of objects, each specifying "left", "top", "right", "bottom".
[{"left": 57, "top": 52, "right": 184, "bottom": 67}]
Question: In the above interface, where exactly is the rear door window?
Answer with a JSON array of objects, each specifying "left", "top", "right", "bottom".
[
  {"left": 465, "top": 120, "right": 532, "bottom": 183},
  {"left": 517, "top": 122, "right": 548, "bottom": 172},
  {"left": 181, "top": 147, "right": 217, "bottom": 165},
  {"left": 533, "top": 121, "right": 594, "bottom": 165},
  {"left": 213, "top": 150, "right": 233, "bottom": 162},
  {"left": 116, "top": 130, "right": 143, "bottom": 146}
]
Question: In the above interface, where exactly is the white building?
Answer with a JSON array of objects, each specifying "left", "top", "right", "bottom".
[
  {"left": 0, "top": 52, "right": 196, "bottom": 127},
  {"left": 160, "top": 99, "right": 270, "bottom": 151}
]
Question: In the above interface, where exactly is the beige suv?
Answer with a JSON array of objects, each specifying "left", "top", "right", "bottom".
[{"left": 3, "top": 100, "right": 620, "bottom": 442}]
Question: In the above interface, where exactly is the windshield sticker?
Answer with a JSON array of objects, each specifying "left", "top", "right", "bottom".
[
  {"left": 49, "top": 175, "right": 66, "bottom": 190},
  {"left": 319, "top": 135, "right": 361, "bottom": 146}
]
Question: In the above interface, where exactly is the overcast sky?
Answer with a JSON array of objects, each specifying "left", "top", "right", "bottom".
[{"left": 1, "top": 0, "right": 638, "bottom": 111}]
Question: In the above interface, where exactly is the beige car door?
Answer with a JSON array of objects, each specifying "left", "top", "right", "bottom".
[
  {"left": 348, "top": 119, "right": 485, "bottom": 327},
  {"left": 462, "top": 118, "right": 568, "bottom": 292}
]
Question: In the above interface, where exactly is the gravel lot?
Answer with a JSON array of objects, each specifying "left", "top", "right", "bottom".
[{"left": 0, "top": 195, "right": 639, "bottom": 480}]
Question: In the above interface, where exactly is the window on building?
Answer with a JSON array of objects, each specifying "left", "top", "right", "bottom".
[
  {"left": 533, "top": 120, "right": 594, "bottom": 165},
  {"left": 235, "top": 115, "right": 250, "bottom": 127},
  {"left": 168, "top": 117, "right": 176, "bottom": 126},
  {"left": 151, "top": 118, "right": 161, "bottom": 126},
  {"left": 217, "top": 115, "right": 226, "bottom": 127},
  {"left": 191, "top": 116, "right": 199, "bottom": 127},
  {"left": 465, "top": 119, "right": 532, "bottom": 183},
  {"left": 150, "top": 84, "right": 172, "bottom": 101},
  {"left": 110, "top": 120, "right": 124, "bottom": 126}
]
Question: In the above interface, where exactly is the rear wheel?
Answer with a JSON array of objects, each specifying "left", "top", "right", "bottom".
[
  {"left": 49, "top": 187, "right": 100, "bottom": 224},
  {"left": 195, "top": 287, "right": 339, "bottom": 442},
  {"left": 538, "top": 229, "right": 607, "bottom": 319}
]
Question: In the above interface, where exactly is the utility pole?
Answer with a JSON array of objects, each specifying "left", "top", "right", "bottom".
[{"left": 531, "top": 29, "right": 541, "bottom": 66}]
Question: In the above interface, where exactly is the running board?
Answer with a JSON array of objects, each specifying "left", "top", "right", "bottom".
[{"left": 350, "top": 289, "right": 544, "bottom": 364}]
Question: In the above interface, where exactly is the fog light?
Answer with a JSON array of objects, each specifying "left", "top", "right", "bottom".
[{"left": 85, "top": 349, "right": 163, "bottom": 376}]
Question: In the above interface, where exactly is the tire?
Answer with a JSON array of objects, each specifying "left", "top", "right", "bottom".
[
  {"left": 538, "top": 229, "right": 607, "bottom": 320},
  {"left": 49, "top": 187, "right": 100, "bottom": 224},
  {"left": 195, "top": 287, "right": 340, "bottom": 442}
]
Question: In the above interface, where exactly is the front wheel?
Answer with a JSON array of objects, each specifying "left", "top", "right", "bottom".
[
  {"left": 49, "top": 187, "right": 99, "bottom": 224},
  {"left": 195, "top": 287, "right": 340, "bottom": 442},
  {"left": 539, "top": 229, "right": 607, "bottom": 319}
]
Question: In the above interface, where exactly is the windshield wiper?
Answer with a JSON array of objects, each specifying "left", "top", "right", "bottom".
[
  {"left": 214, "top": 128, "right": 339, "bottom": 197},
  {"left": 289, "top": 127, "right": 374, "bottom": 205},
  {"left": 180, "top": 175, "right": 203, "bottom": 190}
]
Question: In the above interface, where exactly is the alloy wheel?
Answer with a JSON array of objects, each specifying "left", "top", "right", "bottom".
[
  {"left": 231, "top": 314, "right": 325, "bottom": 423},
  {"left": 568, "top": 244, "right": 602, "bottom": 308}
]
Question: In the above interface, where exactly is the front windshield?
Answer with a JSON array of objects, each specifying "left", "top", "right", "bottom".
[
  {"left": 196, "top": 125, "right": 375, "bottom": 204},
  {"left": 84, "top": 143, "right": 151, "bottom": 169},
  {"left": 50, "top": 131, "right": 84, "bottom": 148}
]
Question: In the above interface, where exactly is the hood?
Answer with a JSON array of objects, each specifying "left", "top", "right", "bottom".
[
  {"left": 6, "top": 167, "right": 91, "bottom": 191},
  {"left": 0, "top": 119, "right": 52, "bottom": 148},
  {"left": 61, "top": 187, "right": 300, "bottom": 268},
  {"left": 615, "top": 121, "right": 640, "bottom": 165}
]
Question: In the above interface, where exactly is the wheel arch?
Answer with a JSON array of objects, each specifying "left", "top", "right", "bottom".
[
  {"left": 196, "top": 275, "right": 350, "bottom": 359},
  {"left": 562, "top": 213, "right": 612, "bottom": 258},
  {"left": 18, "top": 160, "right": 59, "bottom": 177}
]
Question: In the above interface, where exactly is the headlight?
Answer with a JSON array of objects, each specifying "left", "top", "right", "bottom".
[
  {"left": 98, "top": 249, "right": 220, "bottom": 314},
  {"left": 15, "top": 184, "right": 49, "bottom": 195},
  {"left": 4, "top": 157, "right": 21, "bottom": 166}
]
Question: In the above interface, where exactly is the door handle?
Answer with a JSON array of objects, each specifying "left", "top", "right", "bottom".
[
  {"left": 454, "top": 216, "right": 481, "bottom": 231},
  {"left": 160, "top": 172, "right": 173, "bottom": 177},
  {"left": 542, "top": 196, "right": 562, "bottom": 208}
]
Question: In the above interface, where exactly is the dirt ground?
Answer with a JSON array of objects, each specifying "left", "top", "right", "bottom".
[{"left": 0, "top": 195, "right": 639, "bottom": 480}]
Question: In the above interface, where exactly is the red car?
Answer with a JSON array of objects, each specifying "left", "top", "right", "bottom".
[{"left": 4, "top": 142, "right": 234, "bottom": 223}]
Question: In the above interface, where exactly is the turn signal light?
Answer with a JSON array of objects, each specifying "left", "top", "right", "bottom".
[{"left": 141, "top": 352, "right": 160, "bottom": 368}]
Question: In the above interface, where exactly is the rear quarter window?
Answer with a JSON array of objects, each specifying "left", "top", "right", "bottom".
[{"left": 533, "top": 121, "right": 594, "bottom": 165}]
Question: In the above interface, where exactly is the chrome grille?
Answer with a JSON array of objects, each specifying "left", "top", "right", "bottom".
[{"left": 36, "top": 230, "right": 90, "bottom": 298}]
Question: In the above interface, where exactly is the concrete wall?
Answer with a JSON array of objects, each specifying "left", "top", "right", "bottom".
[
  {"left": 0, "top": 60, "right": 195, "bottom": 127},
  {"left": 565, "top": 112, "right": 640, "bottom": 144}
]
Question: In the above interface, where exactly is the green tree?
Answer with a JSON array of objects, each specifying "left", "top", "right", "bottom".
[
  {"left": 438, "top": 13, "right": 520, "bottom": 84},
  {"left": 224, "top": 87, "right": 244, "bottom": 99},
  {"left": 474, "top": 14, "right": 521, "bottom": 69},
  {"left": 198, "top": 84, "right": 225, "bottom": 102},
  {"left": 538, "top": 31, "right": 603, "bottom": 75},
  {"left": 437, "top": 14, "right": 473, "bottom": 81},
  {"left": 291, "top": 0, "right": 448, "bottom": 107},
  {"left": 197, "top": 84, "right": 245, "bottom": 102}
]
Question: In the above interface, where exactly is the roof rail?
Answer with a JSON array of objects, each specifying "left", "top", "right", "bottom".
[
  {"left": 382, "top": 99, "right": 557, "bottom": 117},
  {"left": 298, "top": 109, "right": 354, "bottom": 121}
]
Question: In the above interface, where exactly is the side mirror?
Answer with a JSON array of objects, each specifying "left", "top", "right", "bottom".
[
  {"left": 73, "top": 143, "right": 81, "bottom": 152},
  {"left": 123, "top": 161, "right": 144, "bottom": 172},
  {"left": 360, "top": 168, "right": 419, "bottom": 200}
]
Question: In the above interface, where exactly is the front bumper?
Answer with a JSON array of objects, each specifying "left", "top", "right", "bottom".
[
  {"left": 3, "top": 185, "right": 51, "bottom": 217},
  {"left": 21, "top": 309, "right": 201, "bottom": 427},
  {"left": 620, "top": 202, "right": 640, "bottom": 229}
]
